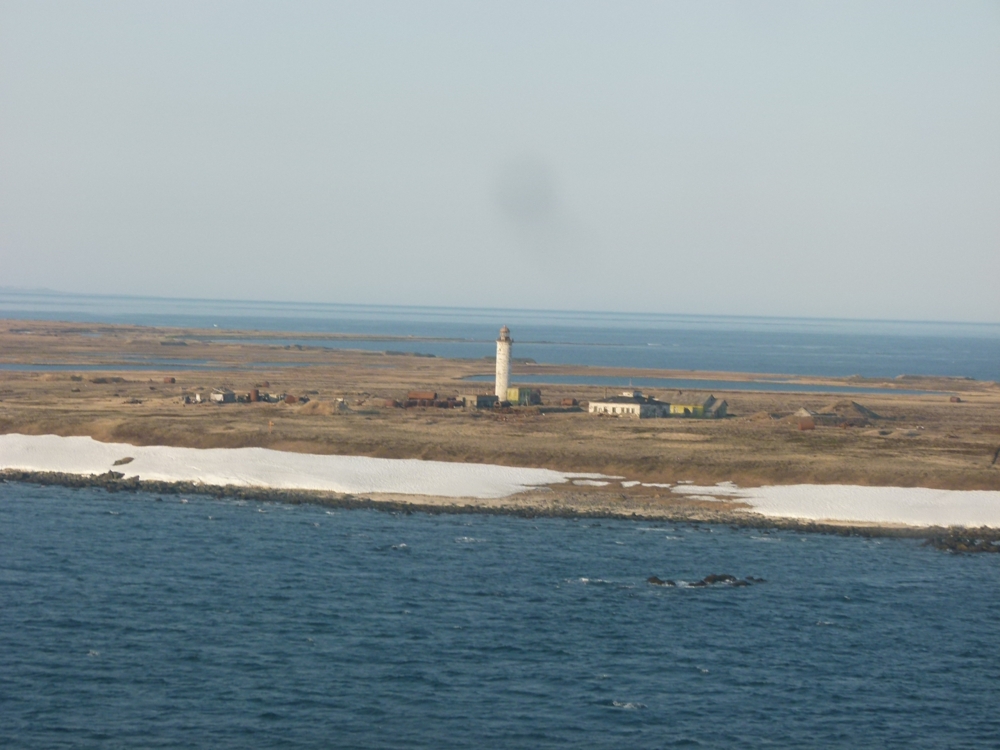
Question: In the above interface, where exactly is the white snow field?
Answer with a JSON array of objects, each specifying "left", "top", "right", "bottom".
[
  {"left": 0, "top": 434, "right": 604, "bottom": 499},
  {"left": 670, "top": 483, "right": 1000, "bottom": 527},
  {"left": 3, "top": 434, "right": 1000, "bottom": 526}
]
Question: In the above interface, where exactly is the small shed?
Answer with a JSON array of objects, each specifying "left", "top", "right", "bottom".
[
  {"left": 462, "top": 394, "right": 499, "bottom": 409},
  {"left": 506, "top": 387, "right": 541, "bottom": 406},
  {"left": 210, "top": 389, "right": 236, "bottom": 403}
]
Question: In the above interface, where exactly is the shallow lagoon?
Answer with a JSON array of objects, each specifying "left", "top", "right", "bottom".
[
  {"left": 2, "top": 484, "right": 999, "bottom": 748},
  {"left": 4, "top": 291, "right": 999, "bottom": 379}
]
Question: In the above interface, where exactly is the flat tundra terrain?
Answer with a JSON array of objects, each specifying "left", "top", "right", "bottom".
[{"left": 2, "top": 320, "right": 999, "bottom": 493}]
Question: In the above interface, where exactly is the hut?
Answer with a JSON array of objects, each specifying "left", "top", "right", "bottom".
[
  {"left": 209, "top": 389, "right": 236, "bottom": 403},
  {"left": 506, "top": 387, "right": 541, "bottom": 406},
  {"left": 462, "top": 394, "right": 499, "bottom": 409}
]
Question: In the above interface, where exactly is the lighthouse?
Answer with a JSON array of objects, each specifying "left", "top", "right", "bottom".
[{"left": 495, "top": 325, "right": 512, "bottom": 400}]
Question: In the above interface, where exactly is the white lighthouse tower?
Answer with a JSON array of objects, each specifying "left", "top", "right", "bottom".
[{"left": 495, "top": 325, "right": 512, "bottom": 401}]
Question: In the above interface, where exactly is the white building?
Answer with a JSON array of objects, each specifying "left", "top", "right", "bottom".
[
  {"left": 495, "top": 325, "right": 512, "bottom": 400},
  {"left": 588, "top": 390, "right": 670, "bottom": 419}
]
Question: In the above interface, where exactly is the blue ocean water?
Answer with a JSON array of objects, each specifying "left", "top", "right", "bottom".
[
  {"left": 2, "top": 290, "right": 999, "bottom": 381},
  {"left": 2, "top": 484, "right": 998, "bottom": 749}
]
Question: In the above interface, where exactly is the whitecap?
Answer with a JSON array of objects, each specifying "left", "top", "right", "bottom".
[{"left": 611, "top": 700, "right": 646, "bottom": 709}]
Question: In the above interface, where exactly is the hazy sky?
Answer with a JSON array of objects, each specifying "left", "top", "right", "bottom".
[{"left": 1, "top": 1, "right": 997, "bottom": 321}]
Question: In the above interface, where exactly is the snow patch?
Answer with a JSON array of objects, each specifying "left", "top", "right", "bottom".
[
  {"left": 0, "top": 434, "right": 608, "bottom": 500},
  {"left": 672, "top": 482, "right": 1000, "bottom": 528}
]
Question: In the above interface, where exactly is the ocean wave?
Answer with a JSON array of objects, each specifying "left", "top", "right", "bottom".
[{"left": 610, "top": 700, "right": 646, "bottom": 709}]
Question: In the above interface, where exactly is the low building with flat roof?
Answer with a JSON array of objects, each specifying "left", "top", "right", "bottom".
[
  {"left": 588, "top": 390, "right": 670, "bottom": 419},
  {"left": 590, "top": 391, "right": 727, "bottom": 419}
]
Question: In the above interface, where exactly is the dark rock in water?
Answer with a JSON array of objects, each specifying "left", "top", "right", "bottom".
[
  {"left": 688, "top": 573, "right": 756, "bottom": 587},
  {"left": 746, "top": 576, "right": 767, "bottom": 583},
  {"left": 924, "top": 530, "right": 1000, "bottom": 553}
]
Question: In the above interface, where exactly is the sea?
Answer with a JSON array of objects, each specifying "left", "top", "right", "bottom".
[
  {"left": 2, "top": 289, "right": 999, "bottom": 381},
  {"left": 2, "top": 485, "right": 999, "bottom": 749},
  {"left": 3, "top": 291, "right": 1000, "bottom": 747}
]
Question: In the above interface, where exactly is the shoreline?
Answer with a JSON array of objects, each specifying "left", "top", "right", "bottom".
[
  {"left": 5, "top": 469, "right": 1000, "bottom": 550},
  {"left": 3, "top": 433, "right": 1000, "bottom": 534}
]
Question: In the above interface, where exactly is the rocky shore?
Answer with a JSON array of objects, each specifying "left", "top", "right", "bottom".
[{"left": 6, "top": 469, "right": 1000, "bottom": 551}]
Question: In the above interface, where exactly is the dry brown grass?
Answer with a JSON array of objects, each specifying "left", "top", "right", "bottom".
[{"left": 2, "top": 318, "right": 999, "bottom": 491}]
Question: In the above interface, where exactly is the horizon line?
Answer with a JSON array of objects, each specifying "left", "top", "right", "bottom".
[{"left": 0, "top": 286, "right": 997, "bottom": 329}]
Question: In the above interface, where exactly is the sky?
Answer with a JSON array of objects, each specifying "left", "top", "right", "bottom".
[{"left": 1, "top": 1, "right": 998, "bottom": 322}]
